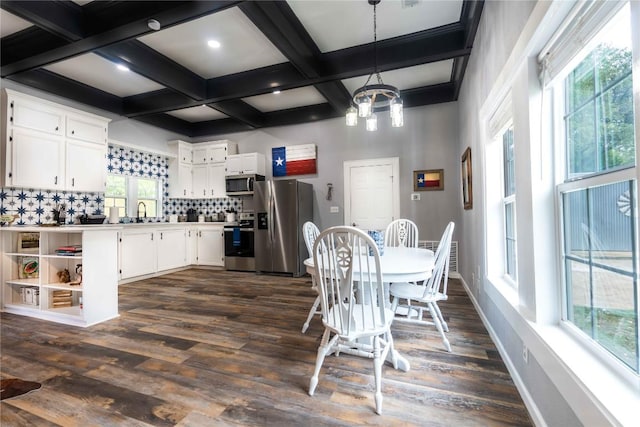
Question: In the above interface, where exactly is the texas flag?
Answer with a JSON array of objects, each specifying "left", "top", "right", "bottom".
[
  {"left": 272, "top": 144, "right": 317, "bottom": 177},
  {"left": 416, "top": 171, "right": 441, "bottom": 188}
]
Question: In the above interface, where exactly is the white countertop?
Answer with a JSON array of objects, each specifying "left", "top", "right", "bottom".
[{"left": 0, "top": 222, "right": 236, "bottom": 232}]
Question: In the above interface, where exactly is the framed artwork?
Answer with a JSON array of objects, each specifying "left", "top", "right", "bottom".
[
  {"left": 461, "top": 147, "right": 473, "bottom": 210},
  {"left": 413, "top": 169, "right": 444, "bottom": 191}
]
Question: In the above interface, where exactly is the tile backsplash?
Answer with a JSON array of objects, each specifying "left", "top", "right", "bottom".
[{"left": 0, "top": 144, "right": 242, "bottom": 225}]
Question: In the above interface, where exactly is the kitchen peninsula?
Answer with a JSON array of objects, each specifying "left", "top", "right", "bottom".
[{"left": 1, "top": 225, "right": 119, "bottom": 327}]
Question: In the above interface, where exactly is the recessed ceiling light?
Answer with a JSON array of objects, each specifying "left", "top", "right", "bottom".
[
  {"left": 207, "top": 40, "right": 221, "bottom": 49},
  {"left": 147, "top": 19, "right": 161, "bottom": 31},
  {"left": 273, "top": 90, "right": 281, "bottom": 95},
  {"left": 116, "top": 64, "right": 130, "bottom": 72}
]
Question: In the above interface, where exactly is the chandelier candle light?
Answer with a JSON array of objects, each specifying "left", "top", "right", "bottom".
[{"left": 346, "top": 0, "right": 403, "bottom": 131}]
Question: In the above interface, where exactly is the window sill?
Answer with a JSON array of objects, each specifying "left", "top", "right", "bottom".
[
  {"left": 530, "top": 323, "right": 639, "bottom": 426},
  {"left": 483, "top": 276, "right": 639, "bottom": 426}
]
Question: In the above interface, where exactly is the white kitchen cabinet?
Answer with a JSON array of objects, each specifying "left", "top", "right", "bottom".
[
  {"left": 197, "top": 227, "right": 224, "bottom": 266},
  {"left": 8, "top": 127, "right": 64, "bottom": 190},
  {"left": 192, "top": 164, "right": 208, "bottom": 198},
  {"left": 192, "top": 146, "right": 208, "bottom": 164},
  {"left": 179, "top": 144, "right": 192, "bottom": 164},
  {"left": 119, "top": 229, "right": 157, "bottom": 280},
  {"left": 1, "top": 89, "right": 110, "bottom": 191},
  {"left": 208, "top": 163, "right": 227, "bottom": 198},
  {"left": 157, "top": 228, "right": 187, "bottom": 271},
  {"left": 66, "top": 113, "right": 107, "bottom": 145},
  {"left": 0, "top": 226, "right": 119, "bottom": 327},
  {"left": 208, "top": 145, "right": 229, "bottom": 163},
  {"left": 168, "top": 140, "right": 236, "bottom": 199},
  {"left": 8, "top": 93, "right": 64, "bottom": 136},
  {"left": 225, "top": 152, "right": 265, "bottom": 176},
  {"left": 192, "top": 163, "right": 227, "bottom": 199},
  {"left": 186, "top": 228, "right": 198, "bottom": 265},
  {"left": 66, "top": 139, "right": 106, "bottom": 192}
]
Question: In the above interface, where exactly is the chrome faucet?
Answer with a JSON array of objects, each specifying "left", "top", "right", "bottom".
[{"left": 137, "top": 201, "right": 147, "bottom": 223}]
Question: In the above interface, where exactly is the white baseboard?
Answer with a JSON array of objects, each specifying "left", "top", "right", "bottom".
[{"left": 458, "top": 276, "right": 547, "bottom": 427}]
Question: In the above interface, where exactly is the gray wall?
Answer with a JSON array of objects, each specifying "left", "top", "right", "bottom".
[{"left": 194, "top": 102, "right": 461, "bottom": 241}]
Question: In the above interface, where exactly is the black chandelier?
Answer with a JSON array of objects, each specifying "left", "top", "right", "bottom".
[{"left": 346, "top": 0, "right": 403, "bottom": 131}]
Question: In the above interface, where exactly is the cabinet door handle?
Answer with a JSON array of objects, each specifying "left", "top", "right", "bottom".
[
  {"left": 203, "top": 189, "right": 206, "bottom": 196},
  {"left": 72, "top": 178, "right": 75, "bottom": 187},
  {"left": 55, "top": 126, "right": 59, "bottom": 131},
  {"left": 151, "top": 233, "right": 154, "bottom": 241},
  {"left": 183, "top": 189, "right": 186, "bottom": 196},
  {"left": 161, "top": 232, "right": 163, "bottom": 239},
  {"left": 71, "top": 130, "right": 75, "bottom": 135},
  {"left": 54, "top": 176, "right": 58, "bottom": 185}
]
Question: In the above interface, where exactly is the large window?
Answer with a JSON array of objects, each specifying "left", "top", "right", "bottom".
[
  {"left": 105, "top": 174, "right": 161, "bottom": 220},
  {"left": 554, "top": 3, "right": 638, "bottom": 373}
]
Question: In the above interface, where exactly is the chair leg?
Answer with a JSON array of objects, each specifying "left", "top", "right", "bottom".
[
  {"left": 432, "top": 302, "right": 448, "bottom": 332},
  {"left": 309, "top": 328, "right": 331, "bottom": 396},
  {"left": 301, "top": 295, "right": 321, "bottom": 333},
  {"left": 372, "top": 335, "right": 384, "bottom": 415},
  {"left": 428, "top": 302, "right": 451, "bottom": 352}
]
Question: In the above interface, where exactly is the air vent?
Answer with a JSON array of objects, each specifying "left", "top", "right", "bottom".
[
  {"left": 402, "top": 0, "right": 420, "bottom": 8},
  {"left": 419, "top": 240, "right": 458, "bottom": 275}
]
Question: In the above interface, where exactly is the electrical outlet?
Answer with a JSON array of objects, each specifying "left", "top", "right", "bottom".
[
  {"left": 411, "top": 193, "right": 420, "bottom": 201},
  {"left": 330, "top": 206, "right": 339, "bottom": 213},
  {"left": 522, "top": 344, "right": 529, "bottom": 364}
]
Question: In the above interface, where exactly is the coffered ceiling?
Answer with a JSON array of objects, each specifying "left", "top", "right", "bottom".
[{"left": 1, "top": 0, "right": 484, "bottom": 137}]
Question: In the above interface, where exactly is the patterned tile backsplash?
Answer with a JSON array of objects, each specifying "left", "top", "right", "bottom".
[{"left": 0, "top": 144, "right": 242, "bottom": 225}]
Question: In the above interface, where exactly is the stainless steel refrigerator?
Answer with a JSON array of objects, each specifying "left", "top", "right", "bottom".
[{"left": 254, "top": 179, "right": 313, "bottom": 276}]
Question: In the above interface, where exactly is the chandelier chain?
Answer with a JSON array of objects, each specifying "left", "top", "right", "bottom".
[{"left": 374, "top": 2, "right": 383, "bottom": 85}]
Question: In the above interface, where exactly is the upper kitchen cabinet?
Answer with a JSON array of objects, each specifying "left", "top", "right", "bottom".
[
  {"left": 226, "top": 153, "right": 266, "bottom": 176},
  {"left": 192, "top": 140, "right": 237, "bottom": 165},
  {"left": 6, "top": 92, "right": 64, "bottom": 136},
  {"left": 1, "top": 89, "right": 110, "bottom": 192},
  {"left": 168, "top": 140, "right": 237, "bottom": 199},
  {"left": 167, "top": 140, "right": 194, "bottom": 198}
]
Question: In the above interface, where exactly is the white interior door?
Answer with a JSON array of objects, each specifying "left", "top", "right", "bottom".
[{"left": 344, "top": 157, "right": 400, "bottom": 231}]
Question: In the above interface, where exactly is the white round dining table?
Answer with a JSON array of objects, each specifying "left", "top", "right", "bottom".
[
  {"left": 303, "top": 246, "right": 435, "bottom": 372},
  {"left": 303, "top": 246, "right": 435, "bottom": 284}
]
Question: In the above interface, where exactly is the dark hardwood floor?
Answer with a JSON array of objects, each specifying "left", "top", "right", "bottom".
[{"left": 1, "top": 269, "right": 532, "bottom": 426}]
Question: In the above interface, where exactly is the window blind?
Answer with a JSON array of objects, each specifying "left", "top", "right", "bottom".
[{"left": 537, "top": 0, "right": 626, "bottom": 86}]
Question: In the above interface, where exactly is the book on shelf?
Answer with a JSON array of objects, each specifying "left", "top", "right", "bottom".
[
  {"left": 55, "top": 245, "right": 82, "bottom": 255},
  {"left": 17, "top": 232, "right": 40, "bottom": 254},
  {"left": 52, "top": 300, "right": 73, "bottom": 308},
  {"left": 18, "top": 257, "right": 39, "bottom": 279},
  {"left": 56, "top": 245, "right": 82, "bottom": 251}
]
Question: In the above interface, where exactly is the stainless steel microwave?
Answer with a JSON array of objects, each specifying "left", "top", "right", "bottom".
[{"left": 225, "top": 174, "right": 265, "bottom": 196}]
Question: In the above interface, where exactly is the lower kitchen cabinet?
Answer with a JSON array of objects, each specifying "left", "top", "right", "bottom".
[
  {"left": 196, "top": 227, "right": 224, "bottom": 266},
  {"left": 186, "top": 228, "right": 198, "bottom": 265},
  {"left": 118, "top": 224, "right": 224, "bottom": 281},
  {"left": 157, "top": 228, "right": 186, "bottom": 271},
  {"left": 0, "top": 226, "right": 119, "bottom": 327},
  {"left": 119, "top": 229, "right": 157, "bottom": 280}
]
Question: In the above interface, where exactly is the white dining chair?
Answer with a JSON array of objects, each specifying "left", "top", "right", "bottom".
[
  {"left": 389, "top": 222, "right": 455, "bottom": 352},
  {"left": 301, "top": 221, "right": 321, "bottom": 333},
  {"left": 384, "top": 219, "right": 419, "bottom": 248},
  {"left": 309, "top": 226, "right": 397, "bottom": 415}
]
